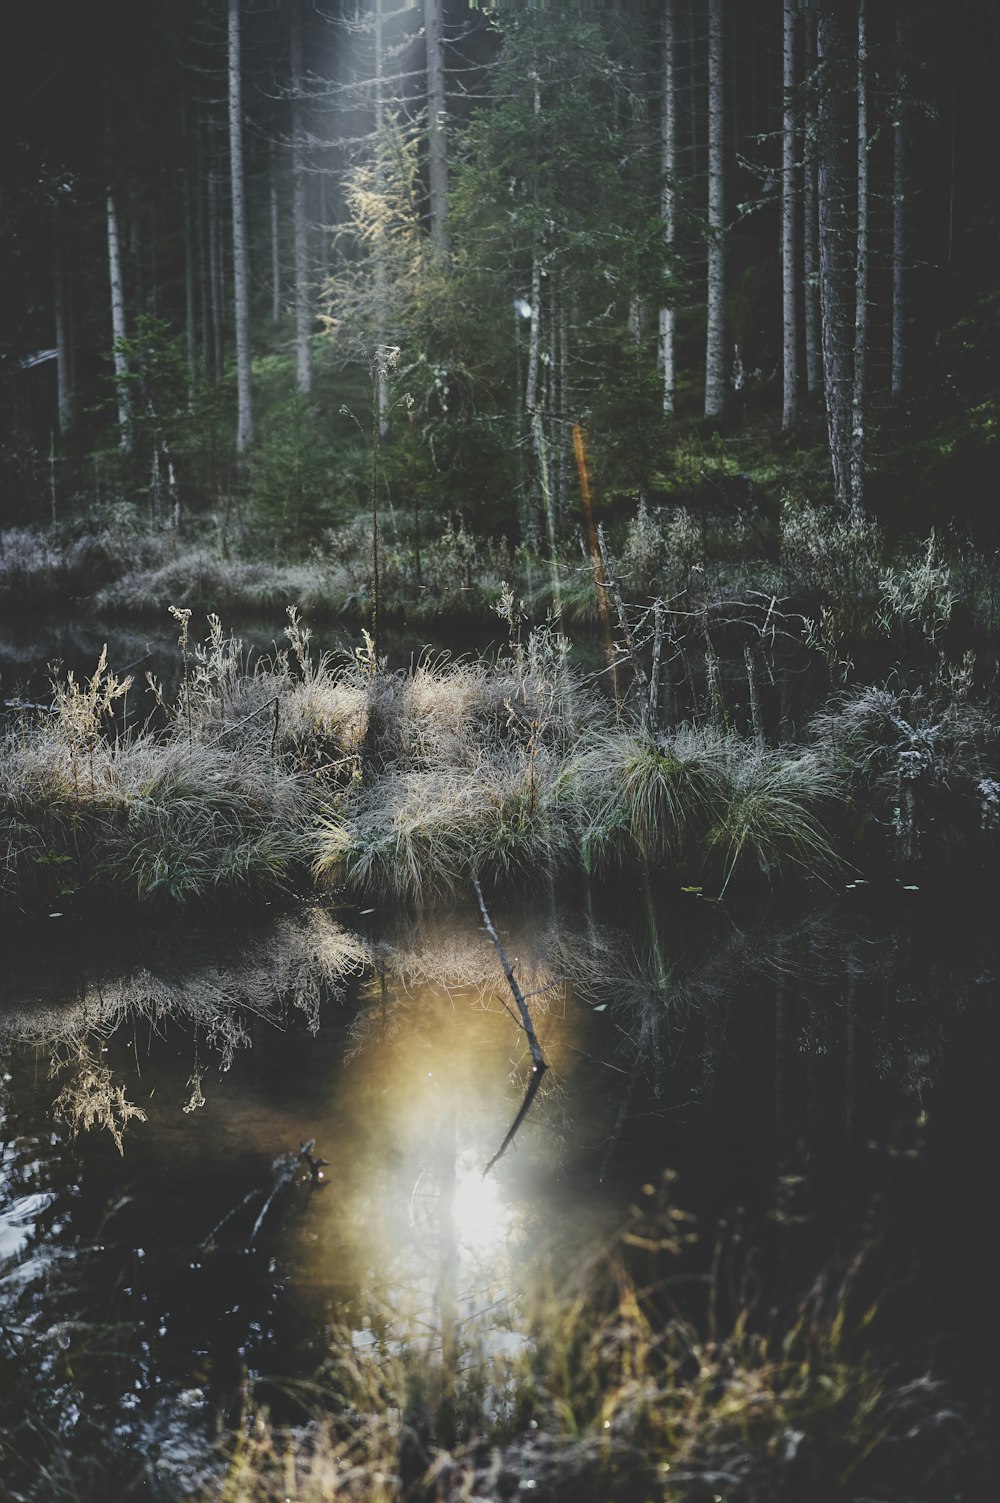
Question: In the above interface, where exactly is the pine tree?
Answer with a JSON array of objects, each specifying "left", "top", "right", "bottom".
[
  {"left": 228, "top": 0, "right": 254, "bottom": 454},
  {"left": 290, "top": 0, "right": 313, "bottom": 395},
  {"left": 425, "top": 0, "right": 449, "bottom": 253},
  {"left": 781, "top": 0, "right": 798, "bottom": 432},
  {"left": 850, "top": 0, "right": 869, "bottom": 520},
  {"left": 106, "top": 190, "right": 133, "bottom": 454},
  {"left": 705, "top": 0, "right": 726, "bottom": 419},
  {"left": 816, "top": 2, "right": 853, "bottom": 510},
  {"left": 658, "top": 0, "right": 677, "bottom": 417}
]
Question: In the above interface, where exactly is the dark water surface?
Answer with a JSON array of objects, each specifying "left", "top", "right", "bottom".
[
  {"left": 2, "top": 887, "right": 999, "bottom": 1495},
  {"left": 3, "top": 617, "right": 999, "bottom": 1493},
  {"left": 0, "top": 613, "right": 510, "bottom": 712}
]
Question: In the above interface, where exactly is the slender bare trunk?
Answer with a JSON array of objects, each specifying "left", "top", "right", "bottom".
[
  {"left": 228, "top": 0, "right": 254, "bottom": 454},
  {"left": 374, "top": 0, "right": 388, "bottom": 426},
  {"left": 291, "top": 0, "right": 313, "bottom": 394},
  {"left": 781, "top": 0, "right": 798, "bottom": 431},
  {"left": 54, "top": 223, "right": 73, "bottom": 436},
  {"left": 209, "top": 161, "right": 224, "bottom": 385},
  {"left": 559, "top": 292, "right": 572, "bottom": 507},
  {"left": 803, "top": 7, "right": 821, "bottom": 395},
  {"left": 688, "top": 1, "right": 700, "bottom": 176},
  {"left": 659, "top": 0, "right": 677, "bottom": 416},
  {"left": 526, "top": 247, "right": 547, "bottom": 554},
  {"left": 549, "top": 279, "right": 560, "bottom": 514},
  {"left": 704, "top": 0, "right": 726, "bottom": 419},
  {"left": 270, "top": 145, "right": 281, "bottom": 324},
  {"left": 197, "top": 122, "right": 212, "bottom": 379},
  {"left": 817, "top": 5, "right": 852, "bottom": 510},
  {"left": 851, "top": 0, "right": 869, "bottom": 522},
  {"left": 891, "top": 7, "right": 906, "bottom": 399},
  {"left": 425, "top": 0, "right": 449, "bottom": 253},
  {"left": 183, "top": 160, "right": 197, "bottom": 405},
  {"left": 106, "top": 190, "right": 132, "bottom": 453}
]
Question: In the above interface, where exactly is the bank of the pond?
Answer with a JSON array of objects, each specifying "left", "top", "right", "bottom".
[{"left": 3, "top": 617, "right": 998, "bottom": 919}]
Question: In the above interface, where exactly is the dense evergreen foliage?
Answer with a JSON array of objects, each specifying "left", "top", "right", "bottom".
[{"left": 1, "top": 0, "right": 997, "bottom": 554}]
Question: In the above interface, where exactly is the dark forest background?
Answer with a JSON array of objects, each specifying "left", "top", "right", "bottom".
[{"left": 1, "top": 0, "right": 997, "bottom": 558}]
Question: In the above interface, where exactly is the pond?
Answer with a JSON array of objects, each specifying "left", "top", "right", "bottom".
[{"left": 2, "top": 885, "right": 998, "bottom": 1498}]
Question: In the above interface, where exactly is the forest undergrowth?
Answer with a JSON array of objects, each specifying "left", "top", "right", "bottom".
[{"left": 2, "top": 524, "right": 999, "bottom": 920}]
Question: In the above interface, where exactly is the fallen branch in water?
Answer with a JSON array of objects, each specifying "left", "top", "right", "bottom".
[
  {"left": 473, "top": 875, "right": 548, "bottom": 1177},
  {"left": 482, "top": 1067, "right": 547, "bottom": 1179},
  {"left": 473, "top": 876, "right": 547, "bottom": 1072}
]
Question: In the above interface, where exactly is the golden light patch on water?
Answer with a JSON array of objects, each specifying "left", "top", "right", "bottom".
[{"left": 284, "top": 914, "right": 605, "bottom": 1344}]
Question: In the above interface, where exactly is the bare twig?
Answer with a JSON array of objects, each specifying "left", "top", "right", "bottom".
[
  {"left": 472, "top": 876, "right": 547, "bottom": 1073},
  {"left": 474, "top": 876, "right": 549, "bottom": 1179}
]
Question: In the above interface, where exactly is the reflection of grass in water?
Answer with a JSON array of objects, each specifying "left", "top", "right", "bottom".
[
  {"left": 0, "top": 909, "right": 368, "bottom": 1145},
  {"left": 51, "top": 1041, "right": 148, "bottom": 1154}
]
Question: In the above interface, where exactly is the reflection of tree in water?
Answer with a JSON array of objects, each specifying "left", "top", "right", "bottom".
[
  {"left": 0, "top": 909, "right": 369, "bottom": 1146},
  {"left": 551, "top": 900, "right": 966, "bottom": 1182}
]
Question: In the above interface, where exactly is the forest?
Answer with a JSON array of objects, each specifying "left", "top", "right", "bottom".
[{"left": 1, "top": 1, "right": 1000, "bottom": 1500}]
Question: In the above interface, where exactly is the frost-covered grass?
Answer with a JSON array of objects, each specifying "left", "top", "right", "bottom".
[
  {"left": 5, "top": 608, "right": 1000, "bottom": 918},
  {"left": 92, "top": 549, "right": 325, "bottom": 617}
]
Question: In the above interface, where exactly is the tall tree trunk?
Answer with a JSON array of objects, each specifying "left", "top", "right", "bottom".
[
  {"left": 54, "top": 221, "right": 73, "bottom": 437},
  {"left": 526, "top": 247, "right": 545, "bottom": 553},
  {"left": 106, "top": 190, "right": 132, "bottom": 454},
  {"left": 816, "top": 4, "right": 852, "bottom": 510},
  {"left": 196, "top": 121, "right": 212, "bottom": 380},
  {"left": 704, "top": 0, "right": 726, "bottom": 419},
  {"left": 183, "top": 157, "right": 198, "bottom": 405},
  {"left": 291, "top": 0, "right": 313, "bottom": 394},
  {"left": 781, "top": 0, "right": 798, "bottom": 432},
  {"left": 687, "top": 1, "right": 700, "bottom": 177},
  {"left": 891, "top": 6, "right": 906, "bottom": 399},
  {"left": 658, "top": 0, "right": 677, "bottom": 416},
  {"left": 525, "top": 73, "right": 555, "bottom": 582},
  {"left": 559, "top": 290, "right": 572, "bottom": 512},
  {"left": 374, "top": 0, "right": 388, "bottom": 427},
  {"left": 851, "top": 0, "right": 869, "bottom": 522},
  {"left": 209, "top": 161, "right": 224, "bottom": 385},
  {"left": 228, "top": 0, "right": 254, "bottom": 455},
  {"left": 803, "top": 5, "right": 822, "bottom": 395},
  {"left": 425, "top": 0, "right": 449, "bottom": 253},
  {"left": 549, "top": 278, "right": 560, "bottom": 515},
  {"left": 270, "top": 143, "right": 282, "bottom": 324}
]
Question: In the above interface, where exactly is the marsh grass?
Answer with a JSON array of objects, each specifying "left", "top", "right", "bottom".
[
  {"left": 706, "top": 744, "right": 843, "bottom": 894},
  {"left": 572, "top": 728, "right": 842, "bottom": 894},
  {"left": 183, "top": 1186, "right": 978, "bottom": 1503},
  {"left": 316, "top": 752, "right": 578, "bottom": 903},
  {"left": 6, "top": 604, "right": 998, "bottom": 916},
  {"left": 0, "top": 614, "right": 318, "bottom": 913},
  {"left": 810, "top": 680, "right": 1000, "bottom": 867}
]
